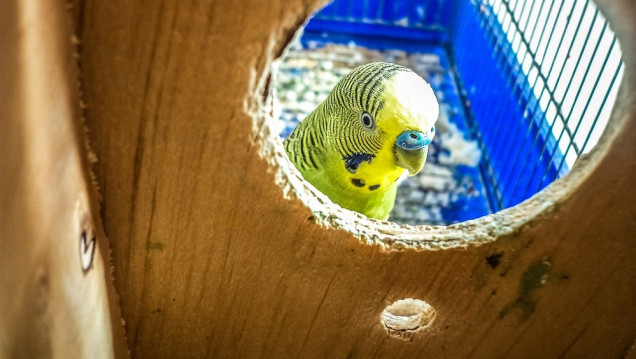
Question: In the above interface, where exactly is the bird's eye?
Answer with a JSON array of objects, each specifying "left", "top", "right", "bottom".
[
  {"left": 360, "top": 112, "right": 374, "bottom": 129},
  {"left": 431, "top": 126, "right": 435, "bottom": 133}
]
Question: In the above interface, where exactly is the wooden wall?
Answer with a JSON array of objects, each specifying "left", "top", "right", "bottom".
[
  {"left": 0, "top": 1, "right": 126, "bottom": 357},
  {"left": 2, "top": 0, "right": 635, "bottom": 357}
]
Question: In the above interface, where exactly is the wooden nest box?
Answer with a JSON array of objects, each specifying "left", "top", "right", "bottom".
[{"left": 1, "top": 0, "right": 635, "bottom": 357}]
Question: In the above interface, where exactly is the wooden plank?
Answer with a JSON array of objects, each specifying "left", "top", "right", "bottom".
[
  {"left": 0, "top": 0, "right": 127, "bottom": 357},
  {"left": 76, "top": 0, "right": 636, "bottom": 357}
]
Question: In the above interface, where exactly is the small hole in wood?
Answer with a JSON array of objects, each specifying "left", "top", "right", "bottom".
[
  {"left": 76, "top": 201, "right": 96, "bottom": 274},
  {"left": 381, "top": 298, "right": 435, "bottom": 334}
]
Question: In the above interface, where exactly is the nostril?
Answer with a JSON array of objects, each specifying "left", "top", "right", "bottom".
[{"left": 397, "top": 131, "right": 428, "bottom": 150}]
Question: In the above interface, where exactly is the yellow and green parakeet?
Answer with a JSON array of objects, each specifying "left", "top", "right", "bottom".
[{"left": 285, "top": 62, "right": 439, "bottom": 220}]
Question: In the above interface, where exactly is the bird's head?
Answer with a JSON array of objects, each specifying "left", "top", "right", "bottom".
[
  {"left": 326, "top": 62, "right": 439, "bottom": 181},
  {"left": 378, "top": 67, "right": 439, "bottom": 176}
]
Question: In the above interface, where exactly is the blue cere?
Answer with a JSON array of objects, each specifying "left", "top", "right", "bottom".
[{"left": 396, "top": 130, "right": 433, "bottom": 150}]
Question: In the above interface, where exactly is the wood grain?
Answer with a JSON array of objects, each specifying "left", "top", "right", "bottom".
[
  {"left": 0, "top": 0, "right": 126, "bottom": 357},
  {"left": 76, "top": 0, "right": 636, "bottom": 357}
]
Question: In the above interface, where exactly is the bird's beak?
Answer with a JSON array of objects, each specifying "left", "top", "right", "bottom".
[{"left": 394, "top": 129, "right": 434, "bottom": 176}]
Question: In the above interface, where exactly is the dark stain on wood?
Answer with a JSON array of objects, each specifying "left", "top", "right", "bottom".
[
  {"left": 146, "top": 241, "right": 165, "bottom": 251},
  {"left": 486, "top": 252, "right": 504, "bottom": 269},
  {"left": 500, "top": 259, "right": 551, "bottom": 321}
]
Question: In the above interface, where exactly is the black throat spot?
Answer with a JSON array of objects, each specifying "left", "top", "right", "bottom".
[{"left": 343, "top": 153, "right": 375, "bottom": 174}]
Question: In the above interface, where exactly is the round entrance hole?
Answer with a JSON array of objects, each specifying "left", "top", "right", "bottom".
[{"left": 272, "top": 0, "right": 623, "bottom": 227}]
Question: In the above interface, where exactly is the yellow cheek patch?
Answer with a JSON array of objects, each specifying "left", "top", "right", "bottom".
[{"left": 351, "top": 145, "right": 405, "bottom": 190}]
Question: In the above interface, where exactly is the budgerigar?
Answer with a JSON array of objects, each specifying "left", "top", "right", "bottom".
[{"left": 285, "top": 62, "right": 439, "bottom": 220}]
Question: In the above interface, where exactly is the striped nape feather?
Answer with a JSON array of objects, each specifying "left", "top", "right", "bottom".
[{"left": 285, "top": 62, "right": 411, "bottom": 172}]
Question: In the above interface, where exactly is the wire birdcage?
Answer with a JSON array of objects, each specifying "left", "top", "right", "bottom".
[{"left": 277, "top": 0, "right": 623, "bottom": 224}]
